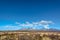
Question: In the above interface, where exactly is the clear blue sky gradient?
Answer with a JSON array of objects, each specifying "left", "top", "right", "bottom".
[{"left": 0, "top": 0, "right": 60, "bottom": 30}]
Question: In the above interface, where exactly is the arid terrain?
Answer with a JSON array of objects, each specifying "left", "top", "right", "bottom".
[{"left": 0, "top": 30, "right": 60, "bottom": 40}]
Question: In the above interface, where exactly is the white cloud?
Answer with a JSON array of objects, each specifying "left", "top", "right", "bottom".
[
  {"left": 0, "top": 25, "right": 20, "bottom": 30},
  {"left": 39, "top": 20, "right": 53, "bottom": 25},
  {"left": 16, "top": 22, "right": 20, "bottom": 25},
  {"left": 39, "top": 20, "right": 54, "bottom": 29}
]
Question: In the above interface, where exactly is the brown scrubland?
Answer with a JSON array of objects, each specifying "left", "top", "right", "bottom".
[{"left": 0, "top": 30, "right": 60, "bottom": 40}]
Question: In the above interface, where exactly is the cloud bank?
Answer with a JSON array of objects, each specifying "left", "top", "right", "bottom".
[
  {"left": 16, "top": 20, "right": 54, "bottom": 30},
  {"left": 0, "top": 20, "right": 54, "bottom": 30}
]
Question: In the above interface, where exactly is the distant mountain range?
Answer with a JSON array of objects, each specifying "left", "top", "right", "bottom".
[
  {"left": 0, "top": 28, "right": 60, "bottom": 32},
  {"left": 43, "top": 28, "right": 60, "bottom": 32}
]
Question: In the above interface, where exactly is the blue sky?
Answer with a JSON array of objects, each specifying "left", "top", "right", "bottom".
[{"left": 0, "top": 0, "right": 60, "bottom": 30}]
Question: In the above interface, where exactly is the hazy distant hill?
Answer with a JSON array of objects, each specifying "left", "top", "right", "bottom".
[{"left": 0, "top": 28, "right": 60, "bottom": 32}]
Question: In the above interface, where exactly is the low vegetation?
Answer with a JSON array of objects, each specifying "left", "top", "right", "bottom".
[{"left": 0, "top": 30, "right": 60, "bottom": 40}]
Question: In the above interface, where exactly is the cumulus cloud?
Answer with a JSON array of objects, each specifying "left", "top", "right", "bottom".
[
  {"left": 39, "top": 20, "right": 54, "bottom": 29},
  {"left": 40, "top": 20, "right": 54, "bottom": 25}
]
